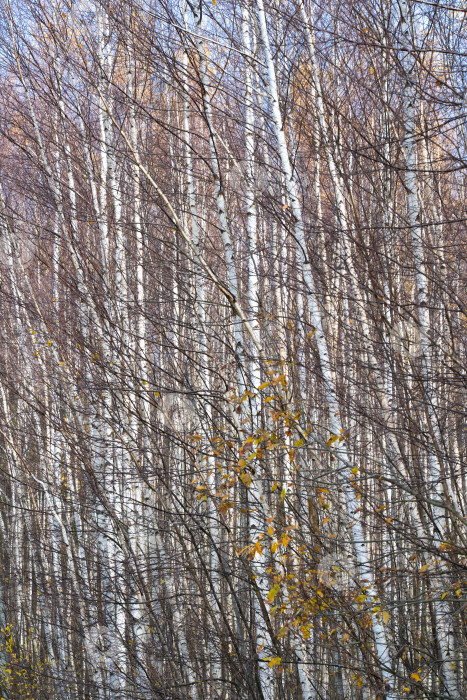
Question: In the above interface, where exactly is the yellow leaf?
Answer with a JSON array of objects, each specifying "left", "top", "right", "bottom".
[
  {"left": 280, "top": 488, "right": 286, "bottom": 502},
  {"left": 326, "top": 434, "right": 338, "bottom": 447},
  {"left": 419, "top": 564, "right": 429, "bottom": 573},
  {"left": 258, "top": 381, "right": 271, "bottom": 390},
  {"left": 238, "top": 458, "right": 247, "bottom": 467},
  {"left": 241, "top": 472, "right": 251, "bottom": 488},
  {"left": 253, "top": 541, "right": 262, "bottom": 558},
  {"left": 294, "top": 439, "right": 304, "bottom": 447},
  {"left": 271, "top": 541, "right": 278, "bottom": 553},
  {"left": 282, "top": 533, "right": 290, "bottom": 548},
  {"left": 267, "top": 526, "right": 274, "bottom": 537},
  {"left": 268, "top": 656, "right": 282, "bottom": 667},
  {"left": 277, "top": 625, "right": 288, "bottom": 639},
  {"left": 410, "top": 672, "right": 421, "bottom": 682},
  {"left": 267, "top": 584, "right": 280, "bottom": 602},
  {"left": 382, "top": 611, "right": 389, "bottom": 624}
]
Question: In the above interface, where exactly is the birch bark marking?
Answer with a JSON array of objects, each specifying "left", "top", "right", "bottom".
[
  {"left": 190, "top": 4, "right": 246, "bottom": 391},
  {"left": 241, "top": 5, "right": 263, "bottom": 432}
]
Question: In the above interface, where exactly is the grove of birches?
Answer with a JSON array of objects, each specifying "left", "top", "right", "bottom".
[{"left": 0, "top": 0, "right": 465, "bottom": 698}]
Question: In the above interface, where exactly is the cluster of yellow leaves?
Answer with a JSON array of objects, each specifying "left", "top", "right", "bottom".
[
  {"left": 0, "top": 624, "right": 47, "bottom": 698},
  {"left": 267, "top": 656, "right": 281, "bottom": 667}
]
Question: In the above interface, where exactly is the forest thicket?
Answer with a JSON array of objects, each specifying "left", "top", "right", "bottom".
[{"left": 0, "top": 0, "right": 465, "bottom": 698}]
